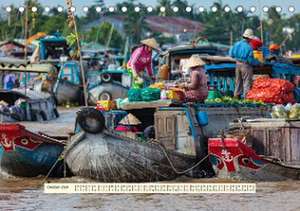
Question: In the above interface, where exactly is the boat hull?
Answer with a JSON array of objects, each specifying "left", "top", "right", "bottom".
[
  {"left": 54, "top": 80, "right": 83, "bottom": 105},
  {"left": 0, "top": 144, "right": 64, "bottom": 177},
  {"left": 0, "top": 124, "right": 65, "bottom": 177},
  {"left": 208, "top": 138, "right": 300, "bottom": 181},
  {"left": 65, "top": 132, "right": 198, "bottom": 182}
]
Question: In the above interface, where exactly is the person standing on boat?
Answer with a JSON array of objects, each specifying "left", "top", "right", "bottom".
[
  {"left": 180, "top": 55, "right": 208, "bottom": 102},
  {"left": 127, "top": 38, "right": 160, "bottom": 88},
  {"left": 229, "top": 28, "right": 260, "bottom": 98}
]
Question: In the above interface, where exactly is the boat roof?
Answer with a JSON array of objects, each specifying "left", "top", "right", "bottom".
[
  {"left": 162, "top": 44, "right": 227, "bottom": 56},
  {"left": 39, "top": 35, "right": 66, "bottom": 43},
  {"left": 0, "top": 58, "right": 56, "bottom": 73},
  {"left": 0, "top": 89, "right": 52, "bottom": 100}
]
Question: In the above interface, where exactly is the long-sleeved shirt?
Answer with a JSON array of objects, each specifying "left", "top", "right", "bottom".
[
  {"left": 127, "top": 46, "right": 153, "bottom": 77},
  {"left": 229, "top": 39, "right": 260, "bottom": 65},
  {"left": 185, "top": 67, "right": 208, "bottom": 102}
]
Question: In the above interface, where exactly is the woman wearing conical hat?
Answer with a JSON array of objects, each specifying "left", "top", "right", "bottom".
[
  {"left": 179, "top": 55, "right": 208, "bottom": 102},
  {"left": 127, "top": 38, "right": 160, "bottom": 88}
]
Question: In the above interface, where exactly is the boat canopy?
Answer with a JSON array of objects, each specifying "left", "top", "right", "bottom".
[{"left": 0, "top": 58, "right": 56, "bottom": 73}]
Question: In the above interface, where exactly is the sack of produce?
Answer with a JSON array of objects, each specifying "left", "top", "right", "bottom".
[
  {"left": 271, "top": 105, "right": 288, "bottom": 118},
  {"left": 141, "top": 88, "right": 161, "bottom": 101},
  {"left": 288, "top": 104, "right": 300, "bottom": 120},
  {"left": 128, "top": 88, "right": 142, "bottom": 102},
  {"left": 247, "top": 77, "right": 295, "bottom": 104}
]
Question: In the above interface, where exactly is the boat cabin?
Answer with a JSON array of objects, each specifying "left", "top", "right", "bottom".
[
  {"left": 0, "top": 89, "right": 58, "bottom": 122},
  {"left": 100, "top": 102, "right": 270, "bottom": 159}
]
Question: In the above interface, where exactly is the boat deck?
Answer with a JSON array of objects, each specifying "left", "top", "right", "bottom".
[{"left": 18, "top": 107, "right": 78, "bottom": 137}]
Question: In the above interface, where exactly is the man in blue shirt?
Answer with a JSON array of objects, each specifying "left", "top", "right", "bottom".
[{"left": 229, "top": 28, "right": 260, "bottom": 98}]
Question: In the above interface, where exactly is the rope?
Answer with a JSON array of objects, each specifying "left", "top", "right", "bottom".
[
  {"left": 151, "top": 140, "right": 209, "bottom": 175},
  {"left": 40, "top": 149, "right": 65, "bottom": 186}
]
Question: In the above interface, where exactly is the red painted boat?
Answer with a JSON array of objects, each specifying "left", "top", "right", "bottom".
[
  {"left": 0, "top": 124, "right": 67, "bottom": 177},
  {"left": 208, "top": 137, "right": 300, "bottom": 181}
]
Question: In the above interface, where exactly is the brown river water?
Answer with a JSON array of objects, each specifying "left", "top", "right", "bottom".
[
  {"left": 1, "top": 176, "right": 300, "bottom": 211},
  {"left": 1, "top": 108, "right": 300, "bottom": 210}
]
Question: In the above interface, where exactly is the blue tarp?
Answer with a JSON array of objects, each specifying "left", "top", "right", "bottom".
[
  {"left": 205, "top": 62, "right": 300, "bottom": 76},
  {"left": 205, "top": 63, "right": 236, "bottom": 73}
]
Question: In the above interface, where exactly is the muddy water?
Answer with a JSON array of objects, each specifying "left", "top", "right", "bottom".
[
  {"left": 1, "top": 176, "right": 300, "bottom": 211},
  {"left": 2, "top": 108, "right": 300, "bottom": 210}
]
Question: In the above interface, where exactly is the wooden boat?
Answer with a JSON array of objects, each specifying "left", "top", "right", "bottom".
[
  {"left": 54, "top": 79, "right": 83, "bottom": 105},
  {"left": 0, "top": 89, "right": 59, "bottom": 122},
  {"left": 208, "top": 119, "right": 300, "bottom": 181},
  {"left": 0, "top": 123, "right": 67, "bottom": 177},
  {"left": 65, "top": 107, "right": 212, "bottom": 182},
  {"left": 65, "top": 131, "right": 199, "bottom": 182}
]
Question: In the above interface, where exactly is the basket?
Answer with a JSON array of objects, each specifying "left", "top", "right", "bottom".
[{"left": 166, "top": 90, "right": 185, "bottom": 101}]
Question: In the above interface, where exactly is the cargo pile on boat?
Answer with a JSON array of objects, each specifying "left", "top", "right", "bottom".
[{"left": 0, "top": 36, "right": 300, "bottom": 184}]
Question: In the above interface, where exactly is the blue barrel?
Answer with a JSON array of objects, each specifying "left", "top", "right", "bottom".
[{"left": 197, "top": 111, "right": 208, "bottom": 126}]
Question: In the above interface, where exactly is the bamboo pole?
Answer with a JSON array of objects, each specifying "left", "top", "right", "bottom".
[
  {"left": 65, "top": 0, "right": 88, "bottom": 106},
  {"left": 106, "top": 24, "right": 114, "bottom": 49},
  {"left": 258, "top": 0, "right": 264, "bottom": 42},
  {"left": 24, "top": 1, "right": 29, "bottom": 95},
  {"left": 74, "top": 22, "right": 88, "bottom": 106}
]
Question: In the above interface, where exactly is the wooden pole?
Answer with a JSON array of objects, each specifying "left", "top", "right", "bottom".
[
  {"left": 106, "top": 24, "right": 114, "bottom": 49},
  {"left": 65, "top": 0, "right": 88, "bottom": 106},
  {"left": 74, "top": 22, "right": 88, "bottom": 106},
  {"left": 258, "top": 0, "right": 264, "bottom": 42},
  {"left": 24, "top": 2, "right": 29, "bottom": 95}
]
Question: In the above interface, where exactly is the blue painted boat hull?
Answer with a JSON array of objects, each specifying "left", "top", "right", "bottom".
[{"left": 0, "top": 143, "right": 64, "bottom": 177}]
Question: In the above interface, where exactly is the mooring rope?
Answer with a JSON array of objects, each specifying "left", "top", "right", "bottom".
[
  {"left": 40, "top": 146, "right": 67, "bottom": 186},
  {"left": 150, "top": 140, "right": 209, "bottom": 175}
]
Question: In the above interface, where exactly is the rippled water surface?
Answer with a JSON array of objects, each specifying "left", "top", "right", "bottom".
[
  {"left": 1, "top": 108, "right": 300, "bottom": 210},
  {"left": 1, "top": 176, "right": 300, "bottom": 211}
]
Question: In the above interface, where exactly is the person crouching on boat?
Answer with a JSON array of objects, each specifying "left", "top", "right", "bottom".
[
  {"left": 127, "top": 38, "right": 160, "bottom": 88},
  {"left": 179, "top": 55, "right": 208, "bottom": 103}
]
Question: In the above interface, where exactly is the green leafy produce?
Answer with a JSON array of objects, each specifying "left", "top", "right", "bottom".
[
  {"left": 141, "top": 88, "right": 161, "bottom": 101},
  {"left": 204, "top": 96, "right": 266, "bottom": 106},
  {"left": 128, "top": 88, "right": 142, "bottom": 102}
]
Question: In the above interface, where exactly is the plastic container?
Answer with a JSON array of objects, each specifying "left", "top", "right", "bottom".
[
  {"left": 197, "top": 111, "right": 209, "bottom": 126},
  {"left": 96, "top": 100, "right": 116, "bottom": 111},
  {"left": 207, "top": 90, "right": 222, "bottom": 100}
]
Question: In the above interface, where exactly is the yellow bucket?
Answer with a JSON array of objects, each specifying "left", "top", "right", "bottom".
[{"left": 253, "top": 50, "right": 264, "bottom": 63}]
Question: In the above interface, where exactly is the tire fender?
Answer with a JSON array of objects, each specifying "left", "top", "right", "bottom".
[{"left": 76, "top": 108, "right": 105, "bottom": 134}]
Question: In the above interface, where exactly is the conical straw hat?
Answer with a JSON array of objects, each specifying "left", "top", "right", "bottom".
[
  {"left": 186, "top": 54, "right": 206, "bottom": 68},
  {"left": 243, "top": 28, "right": 255, "bottom": 39},
  {"left": 119, "top": 113, "right": 141, "bottom": 125},
  {"left": 141, "top": 38, "right": 160, "bottom": 51}
]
